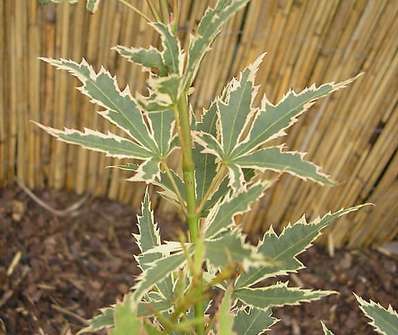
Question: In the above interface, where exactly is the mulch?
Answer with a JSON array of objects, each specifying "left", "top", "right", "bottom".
[{"left": 0, "top": 187, "right": 396, "bottom": 335}]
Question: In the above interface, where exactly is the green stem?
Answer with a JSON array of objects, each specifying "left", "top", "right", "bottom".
[
  {"left": 117, "top": 0, "right": 152, "bottom": 23},
  {"left": 174, "top": 94, "right": 204, "bottom": 335},
  {"left": 145, "top": 0, "right": 161, "bottom": 21},
  {"left": 174, "top": 95, "right": 198, "bottom": 241}
]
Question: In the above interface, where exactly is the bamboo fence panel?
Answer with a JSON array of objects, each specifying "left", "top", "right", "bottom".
[{"left": 0, "top": 0, "right": 397, "bottom": 248}]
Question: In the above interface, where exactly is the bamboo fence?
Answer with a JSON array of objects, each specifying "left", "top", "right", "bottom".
[{"left": 0, "top": 0, "right": 397, "bottom": 249}]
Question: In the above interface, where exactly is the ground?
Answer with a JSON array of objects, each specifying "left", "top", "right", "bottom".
[{"left": 0, "top": 187, "right": 396, "bottom": 334}]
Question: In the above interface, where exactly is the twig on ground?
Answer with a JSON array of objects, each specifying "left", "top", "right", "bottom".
[
  {"left": 51, "top": 304, "right": 88, "bottom": 325},
  {"left": 0, "top": 267, "right": 29, "bottom": 308},
  {"left": 6, "top": 251, "right": 22, "bottom": 276},
  {"left": 17, "top": 180, "right": 89, "bottom": 217}
]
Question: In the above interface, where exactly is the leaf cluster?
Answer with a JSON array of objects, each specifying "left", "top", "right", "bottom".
[{"left": 35, "top": 1, "right": 384, "bottom": 334}]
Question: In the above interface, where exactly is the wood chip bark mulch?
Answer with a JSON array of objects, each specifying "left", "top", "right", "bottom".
[{"left": 0, "top": 187, "right": 397, "bottom": 335}]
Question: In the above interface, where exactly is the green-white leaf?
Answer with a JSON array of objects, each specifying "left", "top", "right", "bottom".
[
  {"left": 233, "top": 307, "right": 277, "bottom": 335},
  {"left": 77, "top": 307, "right": 114, "bottom": 334},
  {"left": 133, "top": 253, "right": 185, "bottom": 301},
  {"left": 321, "top": 321, "right": 334, "bottom": 335},
  {"left": 112, "top": 297, "right": 142, "bottom": 335},
  {"left": 77, "top": 297, "right": 171, "bottom": 334},
  {"left": 153, "top": 169, "right": 186, "bottom": 206},
  {"left": 34, "top": 125, "right": 151, "bottom": 160},
  {"left": 234, "top": 282, "right": 335, "bottom": 309},
  {"left": 146, "top": 74, "right": 181, "bottom": 106},
  {"left": 137, "top": 299, "right": 172, "bottom": 317},
  {"left": 184, "top": 0, "right": 250, "bottom": 88},
  {"left": 37, "top": 58, "right": 178, "bottom": 182},
  {"left": 86, "top": 0, "right": 100, "bottom": 12},
  {"left": 194, "top": 101, "right": 220, "bottom": 208},
  {"left": 205, "top": 182, "right": 268, "bottom": 239},
  {"left": 113, "top": 45, "right": 167, "bottom": 75},
  {"left": 198, "top": 100, "right": 219, "bottom": 137},
  {"left": 107, "top": 162, "right": 139, "bottom": 171},
  {"left": 152, "top": 22, "right": 183, "bottom": 75},
  {"left": 218, "top": 55, "right": 263, "bottom": 156},
  {"left": 132, "top": 22, "right": 183, "bottom": 109},
  {"left": 233, "top": 76, "right": 361, "bottom": 156},
  {"left": 202, "top": 178, "right": 230, "bottom": 215},
  {"left": 195, "top": 62, "right": 359, "bottom": 191},
  {"left": 355, "top": 294, "right": 398, "bottom": 335},
  {"left": 129, "top": 157, "right": 162, "bottom": 182},
  {"left": 216, "top": 287, "right": 236, "bottom": 335},
  {"left": 234, "top": 146, "right": 334, "bottom": 186},
  {"left": 134, "top": 190, "right": 161, "bottom": 257},
  {"left": 205, "top": 232, "right": 255, "bottom": 270},
  {"left": 236, "top": 204, "right": 370, "bottom": 288},
  {"left": 134, "top": 190, "right": 174, "bottom": 301},
  {"left": 147, "top": 110, "right": 175, "bottom": 157},
  {"left": 40, "top": 58, "right": 156, "bottom": 150}
]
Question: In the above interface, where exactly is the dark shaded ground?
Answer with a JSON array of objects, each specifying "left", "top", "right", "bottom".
[{"left": 0, "top": 187, "right": 397, "bottom": 334}]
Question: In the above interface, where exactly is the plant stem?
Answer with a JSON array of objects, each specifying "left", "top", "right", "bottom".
[
  {"left": 174, "top": 95, "right": 198, "bottom": 241},
  {"left": 145, "top": 0, "right": 161, "bottom": 21},
  {"left": 117, "top": 0, "right": 152, "bottom": 23},
  {"left": 174, "top": 94, "right": 204, "bottom": 335}
]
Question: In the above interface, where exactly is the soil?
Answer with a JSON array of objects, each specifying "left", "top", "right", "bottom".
[{"left": 0, "top": 187, "right": 397, "bottom": 335}]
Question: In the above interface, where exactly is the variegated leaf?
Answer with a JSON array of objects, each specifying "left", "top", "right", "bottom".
[
  {"left": 129, "top": 157, "right": 163, "bottom": 183},
  {"left": 151, "top": 22, "right": 183, "bottom": 75},
  {"left": 77, "top": 307, "right": 114, "bottom": 334},
  {"left": 38, "top": 58, "right": 177, "bottom": 183},
  {"left": 40, "top": 58, "right": 156, "bottom": 150},
  {"left": 202, "top": 178, "right": 230, "bottom": 215},
  {"left": 113, "top": 45, "right": 167, "bottom": 75},
  {"left": 86, "top": 0, "right": 100, "bottom": 12},
  {"left": 134, "top": 190, "right": 161, "bottom": 259},
  {"left": 146, "top": 74, "right": 181, "bottom": 107},
  {"left": 236, "top": 204, "right": 370, "bottom": 288},
  {"left": 132, "top": 252, "right": 186, "bottom": 301},
  {"left": 153, "top": 169, "right": 186, "bottom": 206},
  {"left": 205, "top": 182, "right": 269, "bottom": 239},
  {"left": 184, "top": 0, "right": 250, "bottom": 88},
  {"left": 194, "top": 101, "right": 219, "bottom": 204},
  {"left": 138, "top": 91, "right": 171, "bottom": 112},
  {"left": 205, "top": 232, "right": 258, "bottom": 270},
  {"left": 34, "top": 125, "right": 152, "bottom": 160},
  {"left": 107, "top": 162, "right": 139, "bottom": 171},
  {"left": 234, "top": 282, "right": 336, "bottom": 309},
  {"left": 217, "top": 54, "right": 263, "bottom": 156},
  {"left": 195, "top": 60, "right": 359, "bottom": 191},
  {"left": 233, "top": 307, "right": 277, "bottom": 335},
  {"left": 321, "top": 321, "right": 335, "bottom": 335},
  {"left": 112, "top": 297, "right": 143, "bottom": 335},
  {"left": 355, "top": 294, "right": 398, "bottom": 335},
  {"left": 134, "top": 190, "right": 174, "bottom": 301},
  {"left": 234, "top": 146, "right": 334, "bottom": 186},
  {"left": 233, "top": 75, "right": 361, "bottom": 156},
  {"left": 216, "top": 287, "right": 237, "bottom": 335},
  {"left": 137, "top": 299, "right": 172, "bottom": 317},
  {"left": 78, "top": 297, "right": 171, "bottom": 334},
  {"left": 147, "top": 110, "right": 175, "bottom": 157}
]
